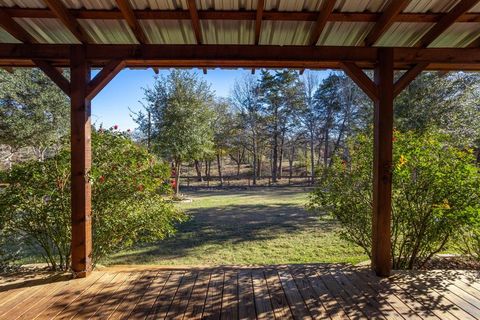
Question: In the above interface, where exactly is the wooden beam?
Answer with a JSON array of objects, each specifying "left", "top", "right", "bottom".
[
  {"left": 299, "top": 69, "right": 305, "bottom": 75},
  {"left": 152, "top": 67, "right": 159, "bottom": 74},
  {"left": 1, "top": 44, "right": 480, "bottom": 69},
  {"left": 309, "top": 0, "right": 336, "bottom": 46},
  {"left": 3, "top": 7, "right": 480, "bottom": 23},
  {"left": 341, "top": 62, "right": 378, "bottom": 101},
  {"left": 202, "top": 68, "right": 207, "bottom": 75},
  {"left": 255, "top": 0, "right": 265, "bottom": 45},
  {"left": 416, "top": 0, "right": 480, "bottom": 48},
  {"left": 187, "top": 0, "right": 203, "bottom": 44},
  {"left": 1, "top": 66, "right": 14, "bottom": 73},
  {"left": 372, "top": 47, "right": 394, "bottom": 277},
  {"left": 43, "top": 0, "right": 92, "bottom": 44},
  {"left": 86, "top": 59, "right": 124, "bottom": 100},
  {"left": 251, "top": 68, "right": 255, "bottom": 74},
  {"left": 0, "top": 8, "right": 38, "bottom": 43},
  {"left": 364, "top": 0, "right": 411, "bottom": 47},
  {"left": 467, "top": 34, "right": 480, "bottom": 48},
  {"left": 70, "top": 45, "right": 92, "bottom": 278},
  {"left": 33, "top": 59, "right": 70, "bottom": 95},
  {"left": 393, "top": 62, "right": 429, "bottom": 97},
  {"left": 115, "top": 0, "right": 149, "bottom": 44}
]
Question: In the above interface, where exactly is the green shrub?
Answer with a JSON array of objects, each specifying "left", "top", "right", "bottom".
[
  {"left": 459, "top": 220, "right": 480, "bottom": 261},
  {"left": 0, "top": 129, "right": 186, "bottom": 270},
  {"left": 308, "top": 130, "right": 480, "bottom": 269}
]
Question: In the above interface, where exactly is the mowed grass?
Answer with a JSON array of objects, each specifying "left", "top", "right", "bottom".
[{"left": 107, "top": 187, "right": 368, "bottom": 266}]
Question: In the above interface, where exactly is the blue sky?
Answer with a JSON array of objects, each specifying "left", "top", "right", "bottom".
[{"left": 91, "top": 68, "right": 329, "bottom": 130}]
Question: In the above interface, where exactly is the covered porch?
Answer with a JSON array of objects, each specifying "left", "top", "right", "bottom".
[{"left": 0, "top": 265, "right": 479, "bottom": 319}]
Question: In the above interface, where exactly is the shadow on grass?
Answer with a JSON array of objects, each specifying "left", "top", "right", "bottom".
[{"left": 110, "top": 201, "right": 336, "bottom": 264}]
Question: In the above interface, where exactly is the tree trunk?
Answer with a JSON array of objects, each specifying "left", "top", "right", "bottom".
[
  {"left": 175, "top": 161, "right": 181, "bottom": 195},
  {"left": 237, "top": 149, "right": 241, "bottom": 176},
  {"left": 217, "top": 152, "right": 223, "bottom": 186},
  {"left": 329, "top": 116, "right": 347, "bottom": 167},
  {"left": 278, "top": 132, "right": 285, "bottom": 179},
  {"left": 289, "top": 144, "right": 295, "bottom": 181},
  {"left": 272, "top": 131, "right": 278, "bottom": 183},
  {"left": 252, "top": 134, "right": 257, "bottom": 185},
  {"left": 194, "top": 160, "right": 203, "bottom": 182},
  {"left": 257, "top": 157, "right": 262, "bottom": 179},
  {"left": 324, "top": 127, "right": 329, "bottom": 167},
  {"left": 310, "top": 130, "right": 315, "bottom": 182}
]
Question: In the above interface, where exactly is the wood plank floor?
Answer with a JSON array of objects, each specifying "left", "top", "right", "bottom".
[{"left": 0, "top": 265, "right": 479, "bottom": 319}]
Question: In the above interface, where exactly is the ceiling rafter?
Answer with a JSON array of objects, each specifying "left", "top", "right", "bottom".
[
  {"left": 1, "top": 44, "right": 480, "bottom": 71},
  {"left": 86, "top": 59, "right": 125, "bottom": 100},
  {"left": 0, "top": 8, "right": 38, "bottom": 43},
  {"left": 364, "top": 0, "right": 411, "bottom": 47},
  {"left": 2, "top": 7, "right": 480, "bottom": 23},
  {"left": 255, "top": 0, "right": 265, "bottom": 45},
  {"left": 33, "top": 59, "right": 70, "bottom": 95},
  {"left": 393, "top": 62, "right": 429, "bottom": 97},
  {"left": 115, "top": 0, "right": 149, "bottom": 44},
  {"left": 340, "top": 62, "right": 378, "bottom": 101},
  {"left": 0, "top": 7, "right": 72, "bottom": 94},
  {"left": 187, "top": 0, "right": 203, "bottom": 44},
  {"left": 415, "top": 0, "right": 480, "bottom": 48},
  {"left": 42, "top": 0, "right": 92, "bottom": 44},
  {"left": 309, "top": 0, "right": 337, "bottom": 46}
]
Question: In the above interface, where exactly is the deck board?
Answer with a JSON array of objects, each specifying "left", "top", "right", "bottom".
[{"left": 0, "top": 265, "right": 479, "bottom": 320}]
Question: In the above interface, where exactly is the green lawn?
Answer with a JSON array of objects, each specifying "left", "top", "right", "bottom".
[{"left": 107, "top": 187, "right": 368, "bottom": 266}]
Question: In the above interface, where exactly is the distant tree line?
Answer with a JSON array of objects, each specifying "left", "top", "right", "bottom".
[{"left": 134, "top": 69, "right": 480, "bottom": 193}]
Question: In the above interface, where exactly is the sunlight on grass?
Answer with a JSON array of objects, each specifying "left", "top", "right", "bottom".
[{"left": 107, "top": 188, "right": 368, "bottom": 266}]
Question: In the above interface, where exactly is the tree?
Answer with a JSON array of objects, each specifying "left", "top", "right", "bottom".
[
  {"left": 135, "top": 70, "right": 215, "bottom": 194},
  {"left": 259, "top": 70, "right": 305, "bottom": 182},
  {"left": 0, "top": 68, "right": 69, "bottom": 163},
  {"left": 231, "top": 75, "right": 265, "bottom": 185},
  {"left": 300, "top": 72, "right": 320, "bottom": 180},
  {"left": 395, "top": 72, "right": 480, "bottom": 156},
  {"left": 211, "top": 98, "right": 236, "bottom": 185}
]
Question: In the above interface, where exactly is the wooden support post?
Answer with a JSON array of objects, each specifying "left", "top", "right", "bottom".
[
  {"left": 372, "top": 48, "right": 394, "bottom": 277},
  {"left": 70, "top": 46, "right": 92, "bottom": 278}
]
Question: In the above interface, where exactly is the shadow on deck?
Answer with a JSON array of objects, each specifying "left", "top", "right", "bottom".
[{"left": 0, "top": 264, "right": 479, "bottom": 319}]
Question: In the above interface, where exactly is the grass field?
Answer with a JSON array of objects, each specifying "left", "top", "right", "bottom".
[{"left": 107, "top": 187, "right": 368, "bottom": 266}]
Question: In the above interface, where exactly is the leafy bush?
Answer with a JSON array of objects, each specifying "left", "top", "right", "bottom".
[
  {"left": 0, "top": 129, "right": 186, "bottom": 270},
  {"left": 458, "top": 221, "right": 480, "bottom": 261},
  {"left": 308, "top": 130, "right": 480, "bottom": 269}
]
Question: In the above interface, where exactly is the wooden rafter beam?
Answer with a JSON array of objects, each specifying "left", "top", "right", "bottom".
[
  {"left": 364, "top": 0, "right": 411, "bottom": 47},
  {"left": 340, "top": 62, "right": 378, "bottom": 101},
  {"left": 86, "top": 59, "right": 125, "bottom": 100},
  {"left": 467, "top": 34, "right": 480, "bottom": 48},
  {"left": 1, "top": 66, "right": 14, "bottom": 73},
  {"left": 1, "top": 45, "right": 480, "bottom": 70},
  {"left": 3, "top": 7, "right": 480, "bottom": 23},
  {"left": 255, "top": 0, "right": 265, "bottom": 45},
  {"left": 42, "top": 0, "right": 92, "bottom": 44},
  {"left": 309, "top": 0, "right": 336, "bottom": 46},
  {"left": 416, "top": 0, "right": 480, "bottom": 48},
  {"left": 0, "top": 8, "right": 72, "bottom": 95},
  {"left": 202, "top": 68, "right": 207, "bottom": 75},
  {"left": 115, "top": 0, "right": 148, "bottom": 44},
  {"left": 0, "top": 8, "right": 38, "bottom": 43},
  {"left": 187, "top": 0, "right": 203, "bottom": 44},
  {"left": 393, "top": 62, "right": 429, "bottom": 97},
  {"left": 33, "top": 59, "right": 70, "bottom": 95}
]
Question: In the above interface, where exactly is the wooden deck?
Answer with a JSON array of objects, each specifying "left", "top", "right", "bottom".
[{"left": 0, "top": 264, "right": 479, "bottom": 319}]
